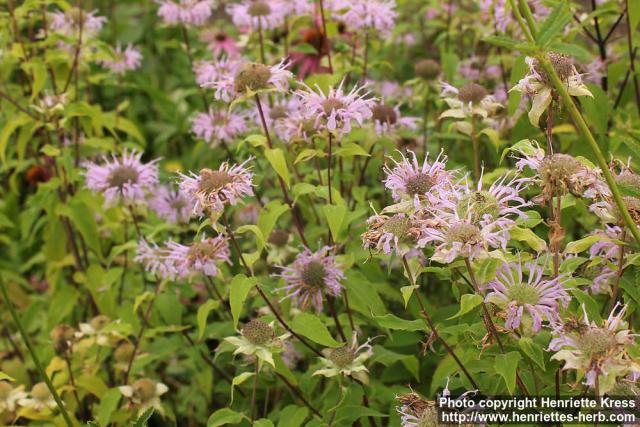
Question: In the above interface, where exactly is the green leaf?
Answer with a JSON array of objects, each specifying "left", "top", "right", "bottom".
[
  {"left": 335, "top": 142, "right": 370, "bottom": 157},
  {"left": 494, "top": 352, "right": 522, "bottom": 395},
  {"left": 277, "top": 405, "right": 309, "bottom": 427},
  {"left": 290, "top": 313, "right": 342, "bottom": 347},
  {"left": 207, "top": 408, "right": 246, "bottom": 427},
  {"left": 580, "top": 83, "right": 609, "bottom": 136},
  {"left": 134, "top": 291, "right": 155, "bottom": 313},
  {"left": 374, "top": 313, "right": 424, "bottom": 331},
  {"left": 197, "top": 299, "right": 221, "bottom": 341},
  {"left": 133, "top": 408, "right": 155, "bottom": 427},
  {"left": 571, "top": 289, "right": 601, "bottom": 323},
  {"left": 0, "top": 371, "right": 15, "bottom": 381},
  {"left": 231, "top": 372, "right": 254, "bottom": 404},
  {"left": 565, "top": 235, "right": 608, "bottom": 254},
  {"left": 536, "top": 1, "right": 572, "bottom": 47},
  {"left": 254, "top": 419, "right": 274, "bottom": 427},
  {"left": 0, "top": 113, "right": 31, "bottom": 163},
  {"left": 264, "top": 148, "right": 290, "bottom": 188},
  {"left": 629, "top": 0, "right": 640, "bottom": 34},
  {"left": 518, "top": 337, "right": 545, "bottom": 370},
  {"left": 97, "top": 388, "right": 122, "bottom": 427},
  {"left": 229, "top": 274, "right": 258, "bottom": 328},
  {"left": 510, "top": 227, "right": 547, "bottom": 252},
  {"left": 40, "top": 144, "right": 61, "bottom": 157},
  {"left": 448, "top": 294, "right": 483, "bottom": 319},
  {"left": 323, "top": 204, "right": 347, "bottom": 241},
  {"left": 400, "top": 285, "right": 418, "bottom": 308}
]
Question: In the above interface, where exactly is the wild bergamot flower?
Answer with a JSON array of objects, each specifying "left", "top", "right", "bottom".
[
  {"left": 549, "top": 304, "right": 640, "bottom": 394},
  {"left": 119, "top": 378, "right": 169, "bottom": 416},
  {"left": 224, "top": 319, "right": 290, "bottom": 368},
  {"left": 511, "top": 53, "right": 592, "bottom": 127},
  {"left": 313, "top": 335, "right": 373, "bottom": 384}
]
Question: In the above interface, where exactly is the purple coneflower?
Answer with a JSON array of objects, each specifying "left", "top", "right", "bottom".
[
  {"left": 371, "top": 102, "right": 418, "bottom": 136},
  {"left": 549, "top": 304, "right": 640, "bottom": 394},
  {"left": 167, "top": 235, "right": 231, "bottom": 278},
  {"left": 340, "top": 0, "right": 397, "bottom": 37},
  {"left": 156, "top": 0, "right": 212, "bottom": 26},
  {"left": 148, "top": 185, "right": 195, "bottom": 224},
  {"left": 191, "top": 108, "right": 248, "bottom": 144},
  {"left": 99, "top": 44, "right": 142, "bottom": 75},
  {"left": 486, "top": 260, "right": 570, "bottom": 332},
  {"left": 293, "top": 79, "right": 376, "bottom": 137},
  {"left": 382, "top": 150, "right": 451, "bottom": 203},
  {"left": 84, "top": 150, "right": 159, "bottom": 207},
  {"left": 275, "top": 246, "right": 344, "bottom": 312},
  {"left": 202, "top": 59, "right": 292, "bottom": 102},
  {"left": 226, "top": 0, "right": 287, "bottom": 32},
  {"left": 178, "top": 159, "right": 254, "bottom": 213}
]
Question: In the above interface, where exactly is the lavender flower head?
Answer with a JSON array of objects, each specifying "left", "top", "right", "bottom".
[
  {"left": 193, "top": 58, "right": 241, "bottom": 87},
  {"left": 340, "top": 0, "right": 398, "bottom": 37},
  {"left": 148, "top": 184, "right": 196, "bottom": 224},
  {"left": 191, "top": 108, "right": 248, "bottom": 144},
  {"left": 371, "top": 102, "right": 418, "bottom": 136},
  {"left": 486, "top": 259, "right": 570, "bottom": 333},
  {"left": 227, "top": 0, "right": 287, "bottom": 31},
  {"left": 167, "top": 235, "right": 231, "bottom": 278},
  {"left": 202, "top": 59, "right": 292, "bottom": 102},
  {"left": 199, "top": 30, "right": 240, "bottom": 57},
  {"left": 275, "top": 246, "right": 344, "bottom": 312},
  {"left": 156, "top": 0, "right": 213, "bottom": 26},
  {"left": 84, "top": 149, "right": 159, "bottom": 207},
  {"left": 135, "top": 240, "right": 176, "bottom": 280},
  {"left": 549, "top": 304, "right": 640, "bottom": 394},
  {"left": 416, "top": 208, "right": 509, "bottom": 264},
  {"left": 49, "top": 8, "right": 107, "bottom": 38},
  {"left": 382, "top": 150, "right": 451, "bottom": 204},
  {"left": 178, "top": 159, "right": 254, "bottom": 213},
  {"left": 99, "top": 44, "right": 142, "bottom": 75},
  {"left": 293, "top": 79, "right": 376, "bottom": 137}
]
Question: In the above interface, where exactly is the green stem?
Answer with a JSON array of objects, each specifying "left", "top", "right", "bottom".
[
  {"left": 0, "top": 281, "right": 74, "bottom": 427},
  {"left": 507, "top": 0, "right": 534, "bottom": 42},
  {"left": 517, "top": 0, "right": 538, "bottom": 39}
]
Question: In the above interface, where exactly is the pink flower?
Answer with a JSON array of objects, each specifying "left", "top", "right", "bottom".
[
  {"left": 135, "top": 240, "right": 176, "bottom": 279},
  {"left": 191, "top": 108, "right": 248, "bottom": 144},
  {"left": 199, "top": 30, "right": 241, "bottom": 57},
  {"left": 340, "top": 0, "right": 397, "bottom": 37},
  {"left": 156, "top": 0, "right": 212, "bottom": 26},
  {"left": 486, "top": 259, "right": 570, "bottom": 332},
  {"left": 275, "top": 246, "right": 344, "bottom": 312},
  {"left": 293, "top": 79, "right": 376, "bottom": 136},
  {"left": 99, "top": 44, "right": 142, "bottom": 75},
  {"left": 202, "top": 59, "right": 292, "bottom": 102},
  {"left": 251, "top": 96, "right": 301, "bottom": 133},
  {"left": 49, "top": 8, "right": 107, "bottom": 38},
  {"left": 166, "top": 235, "right": 231, "bottom": 278},
  {"left": 148, "top": 185, "right": 196, "bottom": 224},
  {"left": 178, "top": 159, "right": 254, "bottom": 213},
  {"left": 83, "top": 150, "right": 159, "bottom": 207},
  {"left": 193, "top": 57, "right": 241, "bottom": 87},
  {"left": 226, "top": 0, "right": 287, "bottom": 32},
  {"left": 382, "top": 150, "right": 451, "bottom": 202}
]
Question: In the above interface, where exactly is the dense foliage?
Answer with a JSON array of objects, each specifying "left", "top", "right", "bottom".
[{"left": 1, "top": 0, "right": 640, "bottom": 426}]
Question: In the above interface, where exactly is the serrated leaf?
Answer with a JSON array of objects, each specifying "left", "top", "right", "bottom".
[
  {"left": 290, "top": 313, "right": 341, "bottom": 347},
  {"left": 518, "top": 337, "right": 545, "bottom": 369},
  {"left": 510, "top": 227, "right": 547, "bottom": 252},
  {"left": 97, "top": 388, "right": 121, "bottom": 427},
  {"left": 400, "top": 285, "right": 418, "bottom": 308},
  {"left": 134, "top": 291, "right": 155, "bottom": 313},
  {"left": 565, "top": 235, "right": 608, "bottom": 254},
  {"left": 323, "top": 204, "right": 346, "bottom": 241},
  {"left": 197, "top": 299, "right": 220, "bottom": 341},
  {"left": 231, "top": 372, "right": 254, "bottom": 404}
]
